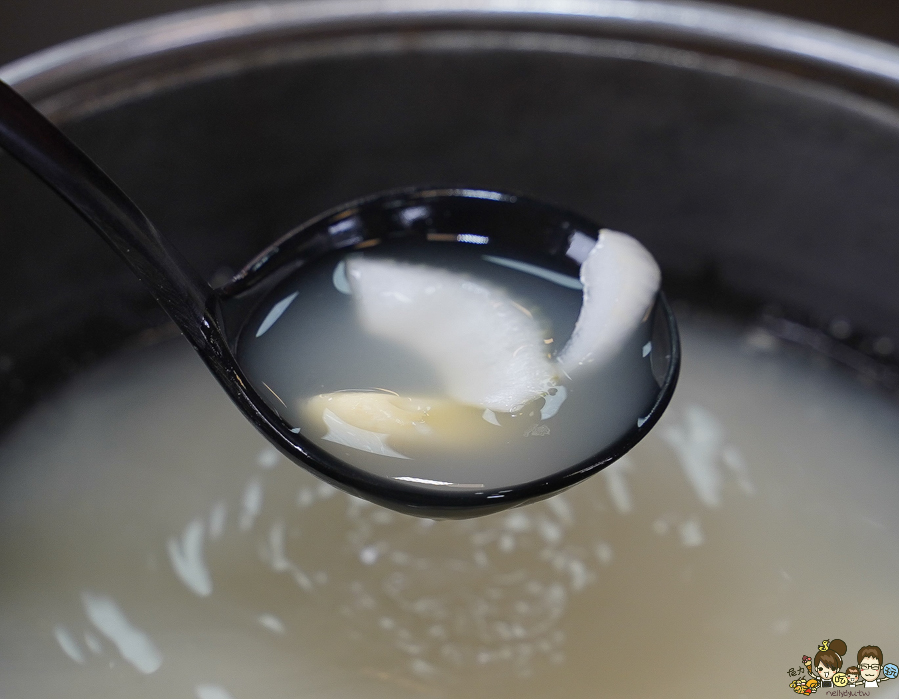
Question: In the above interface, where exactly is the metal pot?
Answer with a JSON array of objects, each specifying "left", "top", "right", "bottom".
[
  {"left": 3, "top": 2, "right": 899, "bottom": 696},
  {"left": 4, "top": 0, "right": 899, "bottom": 423}
]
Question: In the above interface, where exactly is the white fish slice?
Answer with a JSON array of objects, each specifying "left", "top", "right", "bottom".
[
  {"left": 345, "top": 257, "right": 557, "bottom": 413},
  {"left": 556, "top": 230, "right": 660, "bottom": 377},
  {"left": 333, "top": 231, "right": 659, "bottom": 426}
]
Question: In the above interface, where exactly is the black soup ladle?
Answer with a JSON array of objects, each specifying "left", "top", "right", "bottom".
[{"left": 0, "top": 79, "right": 679, "bottom": 519}]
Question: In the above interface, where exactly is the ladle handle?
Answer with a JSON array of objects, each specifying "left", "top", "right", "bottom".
[{"left": 0, "top": 79, "right": 213, "bottom": 347}]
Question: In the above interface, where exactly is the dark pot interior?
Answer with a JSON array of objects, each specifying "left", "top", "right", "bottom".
[{"left": 3, "top": 0, "right": 899, "bottom": 428}]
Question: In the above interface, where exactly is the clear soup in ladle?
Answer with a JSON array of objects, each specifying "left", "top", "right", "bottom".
[{"left": 223, "top": 189, "right": 678, "bottom": 510}]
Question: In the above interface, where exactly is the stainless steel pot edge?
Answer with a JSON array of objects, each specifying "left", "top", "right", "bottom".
[
  {"left": 12, "top": 30, "right": 899, "bottom": 135},
  {"left": 4, "top": 0, "right": 899, "bottom": 95}
]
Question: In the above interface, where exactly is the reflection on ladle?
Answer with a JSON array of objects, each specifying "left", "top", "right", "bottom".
[{"left": 0, "top": 79, "right": 679, "bottom": 518}]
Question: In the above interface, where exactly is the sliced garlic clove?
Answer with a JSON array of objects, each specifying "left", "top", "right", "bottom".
[{"left": 303, "top": 391, "right": 520, "bottom": 456}]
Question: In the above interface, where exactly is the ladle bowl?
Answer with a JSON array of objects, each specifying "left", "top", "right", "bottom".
[{"left": 220, "top": 187, "right": 680, "bottom": 517}]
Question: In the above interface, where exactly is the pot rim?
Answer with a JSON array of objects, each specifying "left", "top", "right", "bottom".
[{"left": 4, "top": 0, "right": 899, "bottom": 96}]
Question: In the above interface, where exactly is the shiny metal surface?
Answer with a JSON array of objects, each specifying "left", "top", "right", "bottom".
[{"left": 6, "top": 0, "right": 899, "bottom": 91}]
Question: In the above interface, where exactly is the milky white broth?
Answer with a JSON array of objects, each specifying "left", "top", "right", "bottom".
[{"left": 1, "top": 313, "right": 898, "bottom": 699}]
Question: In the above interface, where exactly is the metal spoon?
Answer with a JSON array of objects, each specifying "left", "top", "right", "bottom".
[{"left": 0, "top": 79, "right": 679, "bottom": 518}]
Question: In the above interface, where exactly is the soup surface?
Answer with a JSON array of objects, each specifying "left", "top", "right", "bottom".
[{"left": 1, "top": 313, "right": 898, "bottom": 699}]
